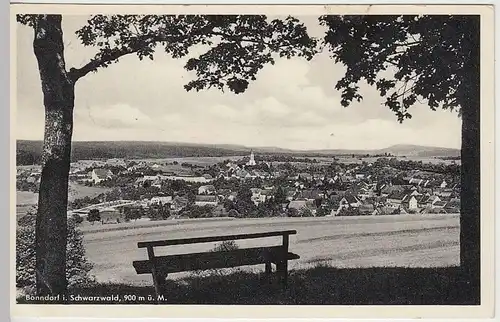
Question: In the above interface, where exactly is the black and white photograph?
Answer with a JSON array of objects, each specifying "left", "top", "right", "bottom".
[{"left": 11, "top": 4, "right": 495, "bottom": 319}]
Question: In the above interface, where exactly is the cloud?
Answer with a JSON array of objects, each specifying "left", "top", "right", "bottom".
[
  {"left": 15, "top": 16, "right": 461, "bottom": 150},
  {"left": 75, "top": 103, "right": 154, "bottom": 129},
  {"left": 252, "top": 97, "right": 291, "bottom": 118}
]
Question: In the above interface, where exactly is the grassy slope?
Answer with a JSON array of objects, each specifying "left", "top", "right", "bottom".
[
  {"left": 17, "top": 265, "right": 471, "bottom": 305},
  {"left": 81, "top": 215, "right": 459, "bottom": 286},
  {"left": 16, "top": 215, "right": 465, "bottom": 305}
]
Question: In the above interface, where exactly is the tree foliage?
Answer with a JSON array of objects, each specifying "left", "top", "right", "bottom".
[
  {"left": 16, "top": 208, "right": 94, "bottom": 291},
  {"left": 235, "top": 184, "right": 256, "bottom": 215},
  {"left": 18, "top": 14, "right": 317, "bottom": 93},
  {"left": 147, "top": 204, "right": 169, "bottom": 220},
  {"left": 319, "top": 15, "right": 479, "bottom": 121},
  {"left": 87, "top": 209, "right": 100, "bottom": 223}
]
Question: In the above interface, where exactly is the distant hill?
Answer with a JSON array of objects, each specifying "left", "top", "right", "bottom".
[
  {"left": 16, "top": 140, "right": 460, "bottom": 165},
  {"left": 375, "top": 144, "right": 460, "bottom": 157},
  {"left": 299, "top": 144, "right": 460, "bottom": 157}
]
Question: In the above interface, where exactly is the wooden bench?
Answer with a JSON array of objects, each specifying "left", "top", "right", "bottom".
[{"left": 132, "top": 230, "right": 299, "bottom": 300}]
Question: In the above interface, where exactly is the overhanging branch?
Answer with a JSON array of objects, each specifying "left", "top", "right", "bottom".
[
  {"left": 68, "top": 46, "right": 137, "bottom": 82},
  {"left": 68, "top": 32, "right": 176, "bottom": 83}
]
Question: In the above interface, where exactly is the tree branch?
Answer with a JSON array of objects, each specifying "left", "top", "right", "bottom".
[
  {"left": 68, "top": 32, "right": 174, "bottom": 82},
  {"left": 68, "top": 46, "right": 136, "bottom": 82},
  {"left": 211, "top": 31, "right": 271, "bottom": 47}
]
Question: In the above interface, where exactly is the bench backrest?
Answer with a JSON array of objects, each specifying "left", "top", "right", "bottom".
[{"left": 137, "top": 230, "right": 297, "bottom": 249}]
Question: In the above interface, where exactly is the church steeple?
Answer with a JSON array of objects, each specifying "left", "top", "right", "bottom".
[{"left": 247, "top": 149, "right": 256, "bottom": 166}]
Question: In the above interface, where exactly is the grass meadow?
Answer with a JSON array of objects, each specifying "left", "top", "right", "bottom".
[{"left": 17, "top": 214, "right": 462, "bottom": 305}]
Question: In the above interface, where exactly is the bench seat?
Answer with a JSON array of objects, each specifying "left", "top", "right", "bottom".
[
  {"left": 133, "top": 246, "right": 300, "bottom": 275},
  {"left": 133, "top": 230, "right": 299, "bottom": 302}
]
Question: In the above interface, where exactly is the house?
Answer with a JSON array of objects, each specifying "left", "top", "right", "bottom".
[
  {"left": 358, "top": 203, "right": 376, "bottom": 215},
  {"left": 151, "top": 178, "right": 162, "bottom": 189},
  {"left": 305, "top": 200, "right": 318, "bottom": 215},
  {"left": 150, "top": 196, "right": 173, "bottom": 206},
  {"left": 250, "top": 188, "right": 262, "bottom": 205},
  {"left": 376, "top": 206, "right": 399, "bottom": 216},
  {"left": 339, "top": 175, "right": 353, "bottom": 183},
  {"left": 336, "top": 207, "right": 360, "bottom": 217},
  {"left": 386, "top": 191, "right": 407, "bottom": 208},
  {"left": 313, "top": 174, "right": 325, "bottom": 181},
  {"left": 296, "top": 189, "right": 322, "bottom": 201},
  {"left": 294, "top": 182, "right": 305, "bottom": 189},
  {"left": 253, "top": 170, "right": 269, "bottom": 179},
  {"left": 135, "top": 177, "right": 148, "bottom": 188},
  {"left": 26, "top": 174, "right": 41, "bottom": 184},
  {"left": 217, "top": 188, "right": 232, "bottom": 198},
  {"left": 409, "top": 178, "right": 425, "bottom": 186},
  {"left": 380, "top": 185, "right": 398, "bottom": 197},
  {"left": 298, "top": 173, "right": 313, "bottom": 181},
  {"left": 198, "top": 185, "right": 216, "bottom": 195},
  {"left": 432, "top": 201, "right": 447, "bottom": 209},
  {"left": 444, "top": 200, "right": 460, "bottom": 213},
  {"left": 417, "top": 195, "right": 441, "bottom": 208},
  {"left": 236, "top": 169, "right": 252, "bottom": 179},
  {"left": 100, "top": 208, "right": 124, "bottom": 224},
  {"left": 327, "top": 195, "right": 344, "bottom": 216},
  {"left": 91, "top": 168, "right": 113, "bottom": 184},
  {"left": 286, "top": 190, "right": 296, "bottom": 201},
  {"left": 195, "top": 195, "right": 218, "bottom": 207},
  {"left": 356, "top": 187, "right": 373, "bottom": 200},
  {"left": 339, "top": 195, "right": 362, "bottom": 209},
  {"left": 259, "top": 190, "right": 274, "bottom": 203},
  {"left": 172, "top": 196, "right": 189, "bottom": 211},
  {"left": 405, "top": 189, "right": 421, "bottom": 197},
  {"left": 202, "top": 174, "right": 213, "bottom": 180},
  {"left": 287, "top": 200, "right": 309, "bottom": 213},
  {"left": 436, "top": 188, "right": 453, "bottom": 198},
  {"left": 402, "top": 195, "right": 418, "bottom": 210},
  {"left": 355, "top": 173, "right": 365, "bottom": 180},
  {"left": 227, "top": 192, "right": 238, "bottom": 201}
]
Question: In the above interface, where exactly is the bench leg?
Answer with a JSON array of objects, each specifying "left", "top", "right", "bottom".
[
  {"left": 264, "top": 261, "right": 273, "bottom": 284},
  {"left": 151, "top": 270, "right": 166, "bottom": 303},
  {"left": 265, "top": 261, "right": 272, "bottom": 275},
  {"left": 277, "top": 261, "right": 288, "bottom": 289}
]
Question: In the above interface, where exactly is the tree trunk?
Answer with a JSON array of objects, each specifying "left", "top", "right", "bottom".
[
  {"left": 32, "top": 15, "right": 75, "bottom": 299},
  {"left": 459, "top": 16, "right": 480, "bottom": 304}
]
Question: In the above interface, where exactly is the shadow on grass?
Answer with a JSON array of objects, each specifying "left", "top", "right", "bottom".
[{"left": 18, "top": 265, "right": 476, "bottom": 305}]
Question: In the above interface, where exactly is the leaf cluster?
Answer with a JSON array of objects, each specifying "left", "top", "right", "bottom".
[
  {"left": 72, "top": 14, "right": 317, "bottom": 92},
  {"left": 320, "top": 15, "right": 479, "bottom": 121}
]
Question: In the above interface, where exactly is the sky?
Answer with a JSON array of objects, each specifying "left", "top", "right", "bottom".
[{"left": 15, "top": 15, "right": 462, "bottom": 151}]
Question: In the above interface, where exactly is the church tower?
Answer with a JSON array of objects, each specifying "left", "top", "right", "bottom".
[{"left": 247, "top": 150, "right": 256, "bottom": 166}]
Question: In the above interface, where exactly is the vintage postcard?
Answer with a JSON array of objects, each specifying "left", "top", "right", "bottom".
[{"left": 10, "top": 3, "right": 495, "bottom": 319}]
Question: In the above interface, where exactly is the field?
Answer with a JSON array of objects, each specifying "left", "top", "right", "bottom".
[
  {"left": 315, "top": 156, "right": 460, "bottom": 165},
  {"left": 16, "top": 182, "right": 111, "bottom": 216},
  {"left": 82, "top": 214, "right": 460, "bottom": 285},
  {"left": 67, "top": 182, "right": 111, "bottom": 201},
  {"left": 135, "top": 156, "right": 244, "bottom": 166}
]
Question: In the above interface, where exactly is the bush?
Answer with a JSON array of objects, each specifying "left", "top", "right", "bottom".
[
  {"left": 16, "top": 207, "right": 95, "bottom": 291},
  {"left": 227, "top": 209, "right": 240, "bottom": 218},
  {"left": 71, "top": 213, "right": 83, "bottom": 225},
  {"left": 87, "top": 209, "right": 100, "bottom": 224},
  {"left": 190, "top": 240, "right": 241, "bottom": 278},
  {"left": 299, "top": 207, "right": 314, "bottom": 217},
  {"left": 212, "top": 240, "right": 239, "bottom": 252}
]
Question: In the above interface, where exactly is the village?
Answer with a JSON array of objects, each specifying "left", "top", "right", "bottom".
[{"left": 16, "top": 151, "right": 461, "bottom": 225}]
